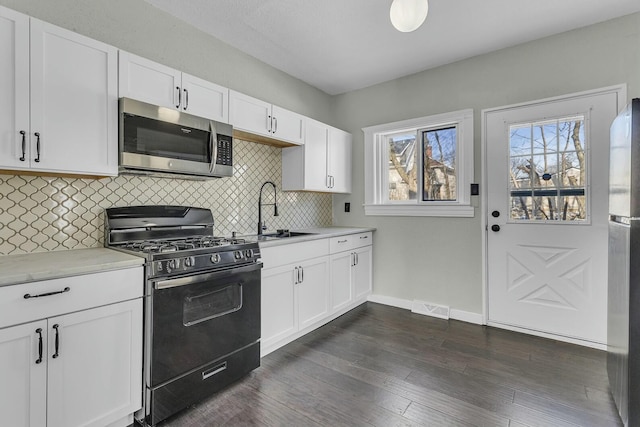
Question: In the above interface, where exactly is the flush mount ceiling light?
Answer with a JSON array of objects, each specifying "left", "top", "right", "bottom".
[{"left": 390, "top": 0, "right": 429, "bottom": 33}]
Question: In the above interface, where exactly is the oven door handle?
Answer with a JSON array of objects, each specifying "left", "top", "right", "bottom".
[{"left": 154, "top": 262, "right": 262, "bottom": 290}]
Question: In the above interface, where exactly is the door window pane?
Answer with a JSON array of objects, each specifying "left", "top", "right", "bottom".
[{"left": 508, "top": 116, "right": 587, "bottom": 222}]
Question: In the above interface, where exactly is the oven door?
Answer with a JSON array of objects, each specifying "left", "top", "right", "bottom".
[{"left": 149, "top": 262, "right": 262, "bottom": 387}]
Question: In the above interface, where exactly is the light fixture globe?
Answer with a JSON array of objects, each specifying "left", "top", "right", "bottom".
[{"left": 390, "top": 0, "right": 429, "bottom": 33}]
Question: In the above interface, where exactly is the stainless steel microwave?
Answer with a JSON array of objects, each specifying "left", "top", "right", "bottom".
[{"left": 119, "top": 98, "right": 233, "bottom": 179}]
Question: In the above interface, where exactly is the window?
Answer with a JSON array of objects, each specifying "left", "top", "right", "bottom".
[
  {"left": 509, "top": 115, "right": 587, "bottom": 222},
  {"left": 363, "top": 109, "right": 474, "bottom": 217}
]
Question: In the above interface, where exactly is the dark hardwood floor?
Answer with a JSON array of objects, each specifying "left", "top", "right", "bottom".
[{"left": 162, "top": 302, "right": 622, "bottom": 426}]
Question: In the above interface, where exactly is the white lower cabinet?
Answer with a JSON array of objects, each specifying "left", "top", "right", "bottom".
[
  {"left": 330, "top": 237, "right": 373, "bottom": 311},
  {"left": 261, "top": 232, "right": 372, "bottom": 356},
  {"left": 47, "top": 300, "right": 142, "bottom": 427},
  {"left": 261, "top": 255, "right": 329, "bottom": 352},
  {"left": 0, "top": 320, "right": 47, "bottom": 427},
  {"left": 0, "top": 267, "right": 143, "bottom": 427}
]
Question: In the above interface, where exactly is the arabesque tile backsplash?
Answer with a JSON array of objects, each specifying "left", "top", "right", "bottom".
[{"left": 0, "top": 140, "right": 332, "bottom": 255}]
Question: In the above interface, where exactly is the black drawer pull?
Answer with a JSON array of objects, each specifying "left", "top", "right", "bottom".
[
  {"left": 202, "top": 362, "right": 227, "bottom": 380},
  {"left": 52, "top": 324, "right": 60, "bottom": 358},
  {"left": 24, "top": 287, "right": 70, "bottom": 299},
  {"left": 19, "top": 130, "right": 26, "bottom": 161},
  {"left": 35, "top": 328, "right": 43, "bottom": 364}
]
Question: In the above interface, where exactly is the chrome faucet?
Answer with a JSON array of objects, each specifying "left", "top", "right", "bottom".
[{"left": 258, "top": 181, "right": 279, "bottom": 235}]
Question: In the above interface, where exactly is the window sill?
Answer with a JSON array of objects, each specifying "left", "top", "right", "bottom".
[{"left": 364, "top": 204, "right": 475, "bottom": 217}]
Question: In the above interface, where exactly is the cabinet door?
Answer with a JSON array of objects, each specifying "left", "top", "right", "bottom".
[
  {"left": 0, "top": 320, "right": 47, "bottom": 427},
  {"left": 229, "top": 90, "right": 271, "bottom": 137},
  {"left": 328, "top": 127, "right": 352, "bottom": 193},
  {"left": 261, "top": 265, "right": 297, "bottom": 350},
  {"left": 30, "top": 20, "right": 118, "bottom": 176},
  {"left": 0, "top": 6, "right": 29, "bottom": 170},
  {"left": 353, "top": 246, "right": 373, "bottom": 300},
  {"left": 330, "top": 251, "right": 353, "bottom": 312},
  {"left": 181, "top": 73, "right": 229, "bottom": 123},
  {"left": 118, "top": 51, "right": 181, "bottom": 109},
  {"left": 297, "top": 256, "right": 330, "bottom": 330},
  {"left": 47, "top": 300, "right": 142, "bottom": 427},
  {"left": 303, "top": 118, "right": 330, "bottom": 191},
  {"left": 271, "top": 105, "right": 304, "bottom": 145}
]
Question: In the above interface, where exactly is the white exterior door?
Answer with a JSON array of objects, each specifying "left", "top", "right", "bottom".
[
  {"left": 485, "top": 88, "right": 622, "bottom": 344},
  {"left": 0, "top": 320, "right": 47, "bottom": 427}
]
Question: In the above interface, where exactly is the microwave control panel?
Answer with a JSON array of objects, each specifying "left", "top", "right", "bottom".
[{"left": 216, "top": 136, "right": 233, "bottom": 166}]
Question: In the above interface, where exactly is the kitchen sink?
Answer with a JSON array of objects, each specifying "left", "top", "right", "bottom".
[{"left": 259, "top": 230, "right": 316, "bottom": 239}]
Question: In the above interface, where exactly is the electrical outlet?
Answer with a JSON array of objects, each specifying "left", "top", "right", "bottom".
[
  {"left": 344, "top": 202, "right": 350, "bottom": 212},
  {"left": 470, "top": 183, "right": 479, "bottom": 196}
]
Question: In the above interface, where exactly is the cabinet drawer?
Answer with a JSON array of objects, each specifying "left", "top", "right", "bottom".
[
  {"left": 0, "top": 267, "right": 143, "bottom": 329},
  {"left": 329, "top": 232, "right": 372, "bottom": 253},
  {"left": 260, "top": 239, "right": 329, "bottom": 269}
]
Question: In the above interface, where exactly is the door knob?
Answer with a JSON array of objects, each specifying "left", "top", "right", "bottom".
[
  {"left": 491, "top": 224, "right": 500, "bottom": 232},
  {"left": 492, "top": 210, "right": 500, "bottom": 218}
]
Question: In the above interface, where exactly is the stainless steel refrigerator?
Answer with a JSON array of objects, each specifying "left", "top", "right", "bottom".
[{"left": 608, "top": 98, "right": 640, "bottom": 427}]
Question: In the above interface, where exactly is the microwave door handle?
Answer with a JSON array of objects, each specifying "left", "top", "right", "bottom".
[{"left": 209, "top": 122, "right": 218, "bottom": 174}]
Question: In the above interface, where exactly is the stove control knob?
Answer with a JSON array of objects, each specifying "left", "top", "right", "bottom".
[
  {"left": 184, "top": 256, "right": 195, "bottom": 267},
  {"left": 234, "top": 250, "right": 243, "bottom": 260},
  {"left": 210, "top": 254, "right": 220, "bottom": 264},
  {"left": 168, "top": 259, "right": 177, "bottom": 269},
  {"left": 244, "top": 249, "right": 253, "bottom": 258}
]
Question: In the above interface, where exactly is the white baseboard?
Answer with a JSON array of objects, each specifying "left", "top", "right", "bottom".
[
  {"left": 367, "top": 294, "right": 412, "bottom": 310},
  {"left": 367, "top": 294, "right": 484, "bottom": 325}
]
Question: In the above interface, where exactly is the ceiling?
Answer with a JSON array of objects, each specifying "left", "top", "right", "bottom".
[{"left": 144, "top": 0, "right": 640, "bottom": 95}]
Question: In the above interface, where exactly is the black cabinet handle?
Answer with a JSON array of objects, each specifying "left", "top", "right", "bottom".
[
  {"left": 52, "top": 324, "right": 60, "bottom": 358},
  {"left": 34, "top": 132, "right": 41, "bottom": 163},
  {"left": 176, "top": 86, "right": 181, "bottom": 108},
  {"left": 19, "top": 130, "right": 26, "bottom": 161},
  {"left": 24, "top": 286, "right": 70, "bottom": 299},
  {"left": 183, "top": 88, "right": 189, "bottom": 110},
  {"left": 35, "top": 328, "right": 43, "bottom": 364}
]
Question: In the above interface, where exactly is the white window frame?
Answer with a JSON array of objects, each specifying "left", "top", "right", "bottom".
[{"left": 363, "top": 109, "right": 474, "bottom": 217}]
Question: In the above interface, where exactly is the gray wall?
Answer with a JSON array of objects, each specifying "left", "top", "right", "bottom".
[
  {"left": 0, "top": 0, "right": 333, "bottom": 124},
  {"left": 331, "top": 13, "right": 640, "bottom": 315},
  {"left": 3, "top": 0, "right": 640, "bottom": 316}
]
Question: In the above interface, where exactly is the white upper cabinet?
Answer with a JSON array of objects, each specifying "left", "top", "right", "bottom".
[
  {"left": 0, "top": 8, "right": 118, "bottom": 177},
  {"left": 328, "top": 126, "right": 352, "bottom": 193},
  {"left": 282, "top": 118, "right": 352, "bottom": 193},
  {"left": 229, "top": 90, "right": 305, "bottom": 145},
  {"left": 118, "top": 51, "right": 229, "bottom": 123},
  {"left": 0, "top": 6, "right": 29, "bottom": 171}
]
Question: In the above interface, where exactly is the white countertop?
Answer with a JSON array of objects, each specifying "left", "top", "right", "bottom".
[
  {"left": 255, "top": 226, "right": 375, "bottom": 248},
  {"left": 0, "top": 248, "right": 145, "bottom": 287}
]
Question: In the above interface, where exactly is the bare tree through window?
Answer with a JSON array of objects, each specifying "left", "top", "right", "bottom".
[
  {"left": 509, "top": 116, "right": 586, "bottom": 221},
  {"left": 387, "top": 127, "right": 458, "bottom": 202}
]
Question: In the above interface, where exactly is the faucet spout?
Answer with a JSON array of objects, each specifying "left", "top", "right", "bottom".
[{"left": 258, "top": 181, "right": 279, "bottom": 235}]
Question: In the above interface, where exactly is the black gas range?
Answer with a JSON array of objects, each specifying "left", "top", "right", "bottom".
[
  {"left": 105, "top": 205, "right": 262, "bottom": 426},
  {"left": 105, "top": 205, "right": 261, "bottom": 278}
]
